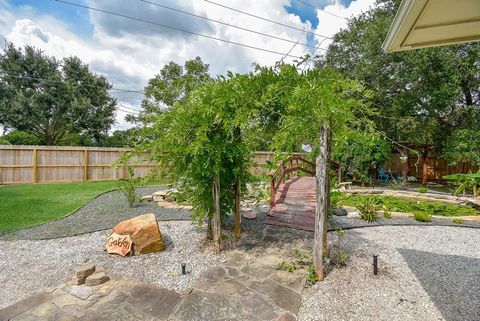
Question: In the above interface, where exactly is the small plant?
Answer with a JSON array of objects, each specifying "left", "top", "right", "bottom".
[
  {"left": 417, "top": 187, "right": 428, "bottom": 193},
  {"left": 414, "top": 212, "right": 432, "bottom": 222},
  {"left": 356, "top": 196, "right": 380, "bottom": 222},
  {"left": 119, "top": 167, "right": 143, "bottom": 208},
  {"left": 306, "top": 265, "right": 318, "bottom": 284},
  {"left": 452, "top": 218, "right": 463, "bottom": 224},
  {"left": 277, "top": 260, "right": 297, "bottom": 272},
  {"left": 390, "top": 179, "right": 403, "bottom": 190},
  {"left": 383, "top": 210, "right": 392, "bottom": 219}
]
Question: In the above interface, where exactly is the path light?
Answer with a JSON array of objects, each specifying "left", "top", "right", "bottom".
[
  {"left": 373, "top": 255, "right": 378, "bottom": 275},
  {"left": 181, "top": 263, "right": 186, "bottom": 275}
]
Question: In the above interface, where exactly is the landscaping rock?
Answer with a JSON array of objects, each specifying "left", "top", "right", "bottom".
[
  {"left": 347, "top": 211, "right": 361, "bottom": 219},
  {"left": 242, "top": 211, "right": 257, "bottom": 220},
  {"left": 71, "top": 276, "right": 86, "bottom": 285},
  {"left": 332, "top": 207, "right": 347, "bottom": 216},
  {"left": 112, "top": 213, "right": 165, "bottom": 254},
  {"left": 85, "top": 272, "right": 109, "bottom": 286},
  {"left": 75, "top": 264, "right": 96, "bottom": 278},
  {"left": 141, "top": 195, "right": 153, "bottom": 202}
]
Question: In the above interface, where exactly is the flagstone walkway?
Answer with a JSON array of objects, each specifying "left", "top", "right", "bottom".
[{"left": 0, "top": 226, "right": 311, "bottom": 321}]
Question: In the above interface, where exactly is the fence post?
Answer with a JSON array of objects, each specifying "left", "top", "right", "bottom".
[
  {"left": 32, "top": 148, "right": 37, "bottom": 183},
  {"left": 83, "top": 149, "right": 88, "bottom": 182}
]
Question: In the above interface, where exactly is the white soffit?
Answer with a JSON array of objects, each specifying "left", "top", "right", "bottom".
[{"left": 382, "top": 0, "right": 480, "bottom": 52}]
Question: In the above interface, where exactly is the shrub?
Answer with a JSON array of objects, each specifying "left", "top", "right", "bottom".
[
  {"left": 383, "top": 210, "right": 392, "bottom": 219},
  {"left": 119, "top": 167, "right": 143, "bottom": 208},
  {"left": 390, "top": 179, "right": 403, "bottom": 190},
  {"left": 357, "top": 196, "right": 380, "bottom": 222},
  {"left": 414, "top": 212, "right": 432, "bottom": 222},
  {"left": 417, "top": 187, "right": 428, "bottom": 193},
  {"left": 452, "top": 218, "right": 463, "bottom": 224}
]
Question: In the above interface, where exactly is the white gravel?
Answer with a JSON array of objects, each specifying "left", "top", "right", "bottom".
[
  {"left": 298, "top": 226, "right": 480, "bottom": 321},
  {"left": 0, "top": 220, "right": 225, "bottom": 309}
]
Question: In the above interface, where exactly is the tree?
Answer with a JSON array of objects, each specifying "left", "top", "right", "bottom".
[
  {"left": 128, "top": 57, "right": 211, "bottom": 125},
  {"left": 322, "top": 0, "right": 480, "bottom": 181},
  {"left": 1, "top": 130, "right": 44, "bottom": 145},
  {"left": 0, "top": 43, "right": 117, "bottom": 145}
]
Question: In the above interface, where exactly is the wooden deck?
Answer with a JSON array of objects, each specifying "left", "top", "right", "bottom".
[{"left": 266, "top": 177, "right": 316, "bottom": 231}]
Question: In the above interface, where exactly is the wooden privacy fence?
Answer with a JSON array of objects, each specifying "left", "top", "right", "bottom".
[{"left": 0, "top": 145, "right": 289, "bottom": 185}]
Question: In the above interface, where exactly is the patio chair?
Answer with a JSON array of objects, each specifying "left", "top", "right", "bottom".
[{"left": 378, "top": 169, "right": 391, "bottom": 183}]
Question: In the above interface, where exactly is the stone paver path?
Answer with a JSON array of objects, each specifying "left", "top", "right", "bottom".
[{"left": 0, "top": 225, "right": 311, "bottom": 321}]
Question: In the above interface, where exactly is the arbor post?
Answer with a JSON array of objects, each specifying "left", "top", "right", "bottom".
[
  {"left": 401, "top": 148, "right": 408, "bottom": 184},
  {"left": 234, "top": 179, "right": 241, "bottom": 239},
  {"left": 422, "top": 148, "right": 429, "bottom": 185},
  {"left": 213, "top": 176, "right": 222, "bottom": 254},
  {"left": 314, "top": 121, "right": 330, "bottom": 281}
]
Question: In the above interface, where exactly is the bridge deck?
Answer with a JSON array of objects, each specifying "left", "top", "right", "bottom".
[{"left": 266, "top": 177, "right": 316, "bottom": 231}]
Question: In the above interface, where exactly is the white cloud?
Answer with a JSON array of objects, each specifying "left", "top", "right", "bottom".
[{"left": 1, "top": 0, "right": 375, "bottom": 131}]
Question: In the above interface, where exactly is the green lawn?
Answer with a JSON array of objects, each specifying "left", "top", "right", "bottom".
[
  {"left": 339, "top": 194, "right": 480, "bottom": 217},
  {"left": 0, "top": 181, "right": 122, "bottom": 233}
]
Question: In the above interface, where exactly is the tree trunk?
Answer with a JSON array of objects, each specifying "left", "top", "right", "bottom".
[
  {"left": 314, "top": 121, "right": 330, "bottom": 281},
  {"left": 422, "top": 149, "right": 429, "bottom": 185},
  {"left": 213, "top": 176, "right": 222, "bottom": 254},
  {"left": 207, "top": 213, "right": 213, "bottom": 240},
  {"left": 234, "top": 179, "right": 241, "bottom": 239},
  {"left": 401, "top": 148, "right": 408, "bottom": 184}
]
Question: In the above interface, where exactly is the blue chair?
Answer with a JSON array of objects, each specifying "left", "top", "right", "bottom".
[{"left": 378, "top": 169, "right": 390, "bottom": 183}]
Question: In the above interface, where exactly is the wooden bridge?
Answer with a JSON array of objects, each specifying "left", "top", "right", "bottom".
[
  {"left": 266, "top": 156, "right": 340, "bottom": 232},
  {"left": 266, "top": 156, "right": 317, "bottom": 231}
]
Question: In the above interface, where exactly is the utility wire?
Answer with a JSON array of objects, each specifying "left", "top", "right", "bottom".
[
  {"left": 295, "top": 0, "right": 346, "bottom": 20},
  {"left": 4, "top": 74, "right": 145, "bottom": 94},
  {"left": 203, "top": 0, "right": 331, "bottom": 42},
  {"left": 54, "top": 0, "right": 303, "bottom": 59},
  {"left": 280, "top": 41, "right": 299, "bottom": 63},
  {"left": 140, "top": 0, "right": 316, "bottom": 49}
]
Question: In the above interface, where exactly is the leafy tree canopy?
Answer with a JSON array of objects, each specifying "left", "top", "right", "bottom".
[
  {"left": 128, "top": 57, "right": 211, "bottom": 125},
  {"left": 0, "top": 43, "right": 117, "bottom": 145},
  {"left": 322, "top": 0, "right": 480, "bottom": 161}
]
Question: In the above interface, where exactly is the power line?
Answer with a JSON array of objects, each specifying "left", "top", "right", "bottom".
[
  {"left": 54, "top": 0, "right": 304, "bottom": 59},
  {"left": 141, "top": 0, "right": 316, "bottom": 49},
  {"left": 4, "top": 74, "right": 145, "bottom": 94},
  {"left": 203, "top": 0, "right": 331, "bottom": 42},
  {"left": 117, "top": 102, "right": 142, "bottom": 113},
  {"left": 295, "top": 0, "right": 347, "bottom": 20}
]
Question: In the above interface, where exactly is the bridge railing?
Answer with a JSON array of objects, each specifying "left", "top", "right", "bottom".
[{"left": 269, "top": 155, "right": 316, "bottom": 206}]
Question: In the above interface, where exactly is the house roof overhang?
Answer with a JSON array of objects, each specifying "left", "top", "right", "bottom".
[{"left": 382, "top": 0, "right": 480, "bottom": 52}]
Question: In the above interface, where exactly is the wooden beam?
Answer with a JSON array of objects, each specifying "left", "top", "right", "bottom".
[
  {"left": 213, "top": 176, "right": 222, "bottom": 254},
  {"left": 234, "top": 179, "right": 241, "bottom": 239},
  {"left": 314, "top": 121, "right": 330, "bottom": 281}
]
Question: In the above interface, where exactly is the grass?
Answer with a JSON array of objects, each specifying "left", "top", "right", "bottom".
[
  {"left": 340, "top": 194, "right": 479, "bottom": 217},
  {"left": 414, "top": 212, "right": 432, "bottom": 222},
  {"left": 1, "top": 181, "right": 126, "bottom": 233}
]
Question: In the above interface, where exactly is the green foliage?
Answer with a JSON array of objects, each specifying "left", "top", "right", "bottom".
[
  {"left": 0, "top": 137, "right": 10, "bottom": 145},
  {"left": 276, "top": 261, "right": 297, "bottom": 272},
  {"left": 323, "top": 0, "right": 480, "bottom": 160},
  {"left": 390, "top": 179, "right": 404, "bottom": 190},
  {"left": 333, "top": 130, "right": 390, "bottom": 182},
  {"left": 357, "top": 196, "right": 380, "bottom": 222},
  {"left": 119, "top": 167, "right": 143, "bottom": 208},
  {"left": 130, "top": 57, "right": 211, "bottom": 125},
  {"left": 306, "top": 265, "right": 319, "bottom": 285},
  {"left": 452, "top": 218, "right": 463, "bottom": 224},
  {"left": 1, "top": 130, "right": 44, "bottom": 145},
  {"left": 383, "top": 210, "right": 392, "bottom": 219},
  {"left": 443, "top": 171, "right": 480, "bottom": 197},
  {"left": 417, "top": 187, "right": 428, "bottom": 193},
  {"left": 0, "top": 43, "right": 116, "bottom": 145},
  {"left": 341, "top": 194, "right": 479, "bottom": 217},
  {"left": 414, "top": 212, "right": 432, "bottom": 222}
]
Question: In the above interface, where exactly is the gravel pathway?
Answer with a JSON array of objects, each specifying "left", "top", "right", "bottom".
[
  {"left": 0, "top": 220, "right": 225, "bottom": 310},
  {"left": 0, "top": 186, "right": 191, "bottom": 241},
  {"left": 298, "top": 226, "right": 480, "bottom": 321}
]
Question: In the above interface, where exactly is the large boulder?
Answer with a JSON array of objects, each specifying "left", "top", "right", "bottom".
[{"left": 112, "top": 213, "right": 165, "bottom": 254}]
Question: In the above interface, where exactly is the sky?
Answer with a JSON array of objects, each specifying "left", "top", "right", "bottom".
[{"left": 0, "top": 0, "right": 376, "bottom": 131}]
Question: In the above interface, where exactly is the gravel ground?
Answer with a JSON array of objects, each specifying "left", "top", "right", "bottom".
[
  {"left": 298, "top": 226, "right": 480, "bottom": 321},
  {"left": 0, "top": 220, "right": 225, "bottom": 310},
  {"left": 0, "top": 186, "right": 191, "bottom": 241}
]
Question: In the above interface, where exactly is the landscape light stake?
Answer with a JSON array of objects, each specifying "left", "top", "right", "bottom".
[
  {"left": 373, "top": 255, "right": 378, "bottom": 275},
  {"left": 181, "top": 263, "right": 186, "bottom": 275}
]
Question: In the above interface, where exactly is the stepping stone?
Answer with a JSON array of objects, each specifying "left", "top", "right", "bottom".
[
  {"left": 85, "top": 272, "right": 109, "bottom": 286},
  {"left": 71, "top": 276, "right": 86, "bottom": 285},
  {"left": 242, "top": 212, "right": 257, "bottom": 220},
  {"left": 75, "top": 264, "right": 96, "bottom": 278}
]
